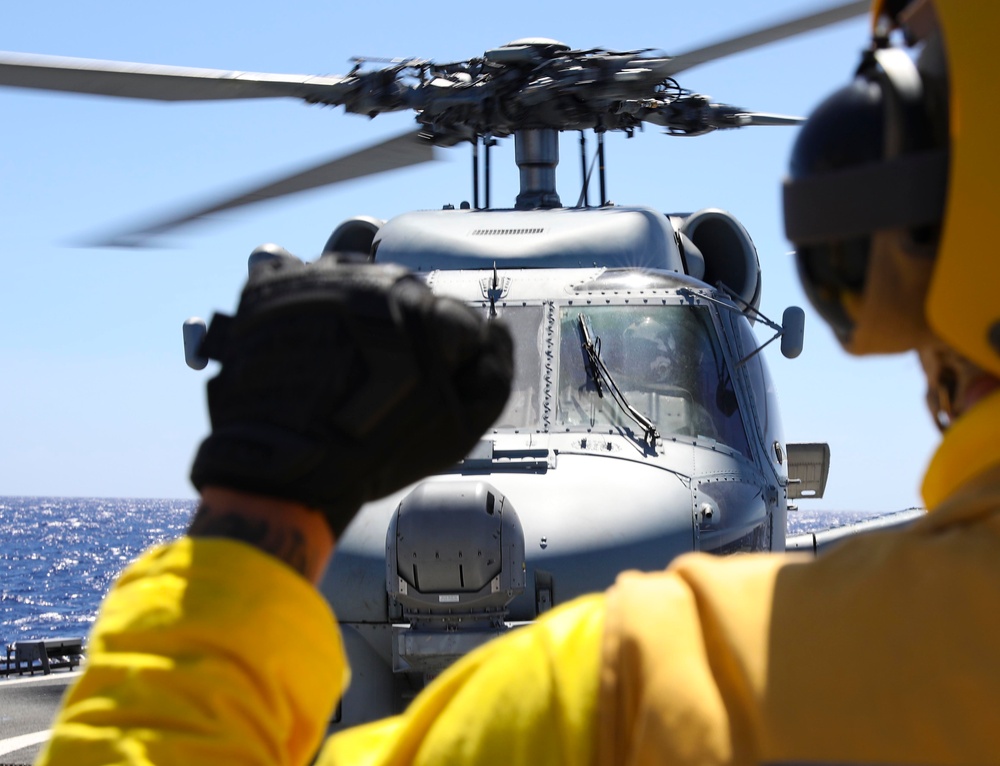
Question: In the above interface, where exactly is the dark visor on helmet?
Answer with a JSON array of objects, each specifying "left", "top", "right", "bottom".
[{"left": 783, "top": 150, "right": 948, "bottom": 246}]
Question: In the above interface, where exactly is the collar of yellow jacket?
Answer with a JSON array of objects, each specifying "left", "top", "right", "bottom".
[{"left": 922, "top": 389, "right": 1000, "bottom": 509}]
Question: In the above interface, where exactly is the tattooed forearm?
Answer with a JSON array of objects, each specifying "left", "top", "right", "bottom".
[{"left": 189, "top": 503, "right": 312, "bottom": 578}]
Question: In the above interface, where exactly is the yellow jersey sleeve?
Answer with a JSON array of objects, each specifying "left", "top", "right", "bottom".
[
  {"left": 318, "top": 593, "right": 606, "bottom": 766},
  {"left": 36, "top": 537, "right": 346, "bottom": 766}
]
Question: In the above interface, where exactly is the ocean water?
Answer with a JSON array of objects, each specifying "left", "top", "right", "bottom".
[
  {"left": 0, "top": 496, "right": 904, "bottom": 648},
  {"left": 0, "top": 497, "right": 197, "bottom": 648}
]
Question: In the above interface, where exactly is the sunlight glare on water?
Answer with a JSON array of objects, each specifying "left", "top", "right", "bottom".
[{"left": 0, "top": 497, "right": 196, "bottom": 647}]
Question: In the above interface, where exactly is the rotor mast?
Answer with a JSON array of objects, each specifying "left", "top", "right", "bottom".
[{"left": 514, "top": 128, "right": 561, "bottom": 210}]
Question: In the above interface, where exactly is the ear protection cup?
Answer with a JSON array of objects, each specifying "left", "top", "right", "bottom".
[{"left": 783, "top": 43, "right": 948, "bottom": 349}]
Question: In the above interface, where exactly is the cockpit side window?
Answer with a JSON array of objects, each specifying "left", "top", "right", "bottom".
[
  {"left": 490, "top": 305, "right": 545, "bottom": 430},
  {"left": 732, "top": 314, "right": 786, "bottom": 474},
  {"left": 555, "top": 305, "right": 751, "bottom": 456}
]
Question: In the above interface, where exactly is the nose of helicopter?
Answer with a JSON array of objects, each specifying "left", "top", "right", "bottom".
[
  {"left": 497, "top": 452, "right": 698, "bottom": 619},
  {"left": 324, "top": 453, "right": 697, "bottom": 624},
  {"left": 321, "top": 457, "right": 700, "bottom": 729}
]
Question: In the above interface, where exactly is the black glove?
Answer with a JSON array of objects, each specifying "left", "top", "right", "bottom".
[{"left": 190, "top": 254, "right": 513, "bottom": 536}]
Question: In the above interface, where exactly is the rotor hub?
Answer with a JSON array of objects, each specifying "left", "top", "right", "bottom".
[{"left": 485, "top": 38, "right": 571, "bottom": 65}]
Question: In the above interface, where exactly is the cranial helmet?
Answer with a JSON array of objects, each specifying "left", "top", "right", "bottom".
[
  {"left": 783, "top": 0, "right": 1000, "bottom": 379},
  {"left": 623, "top": 317, "right": 676, "bottom": 386},
  {"left": 625, "top": 317, "right": 671, "bottom": 349}
]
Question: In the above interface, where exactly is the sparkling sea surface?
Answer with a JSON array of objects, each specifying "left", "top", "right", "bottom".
[
  {"left": 0, "top": 497, "right": 197, "bottom": 648},
  {"left": 0, "top": 497, "right": 914, "bottom": 649}
]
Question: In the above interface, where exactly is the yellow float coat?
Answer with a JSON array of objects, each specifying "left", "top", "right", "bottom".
[{"left": 38, "top": 393, "right": 1000, "bottom": 765}]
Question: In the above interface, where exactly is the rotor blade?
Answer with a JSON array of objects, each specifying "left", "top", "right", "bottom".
[
  {"left": 0, "top": 51, "right": 353, "bottom": 102},
  {"left": 737, "top": 112, "right": 805, "bottom": 127},
  {"left": 88, "top": 131, "right": 438, "bottom": 247},
  {"left": 655, "top": 0, "right": 868, "bottom": 76}
]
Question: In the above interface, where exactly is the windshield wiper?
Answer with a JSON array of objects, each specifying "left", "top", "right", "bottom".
[
  {"left": 577, "top": 313, "right": 659, "bottom": 448},
  {"left": 578, "top": 312, "right": 604, "bottom": 398}
]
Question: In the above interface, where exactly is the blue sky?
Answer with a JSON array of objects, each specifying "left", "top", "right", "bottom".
[{"left": 0, "top": 1, "right": 939, "bottom": 510}]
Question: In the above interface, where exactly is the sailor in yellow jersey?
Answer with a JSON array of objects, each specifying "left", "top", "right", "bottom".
[{"left": 37, "top": 1, "right": 1000, "bottom": 764}]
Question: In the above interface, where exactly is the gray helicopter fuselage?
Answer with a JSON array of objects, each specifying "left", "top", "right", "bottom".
[{"left": 321, "top": 203, "right": 793, "bottom": 729}]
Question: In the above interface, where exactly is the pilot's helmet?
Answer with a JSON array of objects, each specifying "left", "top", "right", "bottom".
[
  {"left": 782, "top": 0, "right": 1000, "bottom": 381},
  {"left": 622, "top": 317, "right": 678, "bottom": 388}
]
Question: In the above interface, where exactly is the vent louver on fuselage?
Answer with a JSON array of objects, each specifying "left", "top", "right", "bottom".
[{"left": 471, "top": 228, "right": 545, "bottom": 236}]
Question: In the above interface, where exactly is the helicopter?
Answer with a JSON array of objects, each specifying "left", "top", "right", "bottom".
[{"left": 0, "top": 0, "right": 932, "bottom": 734}]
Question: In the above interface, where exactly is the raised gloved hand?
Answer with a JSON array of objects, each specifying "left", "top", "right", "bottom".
[{"left": 190, "top": 254, "right": 513, "bottom": 537}]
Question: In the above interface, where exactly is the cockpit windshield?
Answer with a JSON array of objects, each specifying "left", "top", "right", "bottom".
[
  {"left": 557, "top": 305, "right": 749, "bottom": 454},
  {"left": 489, "top": 303, "right": 751, "bottom": 457}
]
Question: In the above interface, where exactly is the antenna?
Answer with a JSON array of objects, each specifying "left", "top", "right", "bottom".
[
  {"left": 485, "top": 135, "right": 495, "bottom": 209},
  {"left": 597, "top": 130, "right": 608, "bottom": 205},
  {"left": 472, "top": 139, "right": 480, "bottom": 210}
]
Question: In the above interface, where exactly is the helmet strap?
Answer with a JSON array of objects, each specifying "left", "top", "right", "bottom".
[{"left": 919, "top": 342, "right": 996, "bottom": 432}]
